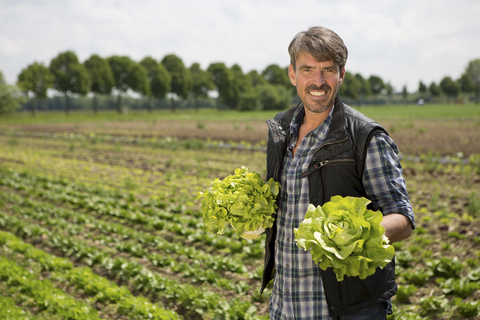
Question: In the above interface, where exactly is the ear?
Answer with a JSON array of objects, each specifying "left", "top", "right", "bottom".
[
  {"left": 338, "top": 67, "right": 346, "bottom": 86},
  {"left": 288, "top": 64, "right": 296, "bottom": 86}
]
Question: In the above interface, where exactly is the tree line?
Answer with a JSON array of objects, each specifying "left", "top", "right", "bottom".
[
  {"left": 12, "top": 51, "right": 295, "bottom": 115},
  {"left": 340, "top": 59, "right": 480, "bottom": 105},
  {"left": 1, "top": 51, "right": 480, "bottom": 116}
]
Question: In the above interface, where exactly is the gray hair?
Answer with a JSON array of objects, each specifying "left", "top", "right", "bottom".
[{"left": 288, "top": 26, "right": 348, "bottom": 71}]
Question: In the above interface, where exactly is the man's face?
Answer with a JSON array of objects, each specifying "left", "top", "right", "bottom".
[{"left": 288, "top": 52, "right": 345, "bottom": 114}]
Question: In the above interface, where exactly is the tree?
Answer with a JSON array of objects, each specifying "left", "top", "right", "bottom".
[
  {"left": 237, "top": 89, "right": 259, "bottom": 111},
  {"left": 140, "top": 57, "right": 171, "bottom": 112},
  {"left": 418, "top": 81, "right": 427, "bottom": 98},
  {"left": 464, "top": 58, "right": 480, "bottom": 104},
  {"left": 84, "top": 54, "right": 114, "bottom": 114},
  {"left": 368, "top": 75, "right": 385, "bottom": 101},
  {"left": 354, "top": 73, "right": 371, "bottom": 104},
  {"left": 429, "top": 82, "right": 441, "bottom": 102},
  {"left": 246, "top": 70, "right": 268, "bottom": 88},
  {"left": 161, "top": 54, "right": 192, "bottom": 112},
  {"left": 457, "top": 73, "right": 474, "bottom": 103},
  {"left": 50, "top": 51, "right": 90, "bottom": 114},
  {"left": 17, "top": 62, "right": 53, "bottom": 115},
  {"left": 385, "top": 82, "right": 394, "bottom": 103},
  {"left": 189, "top": 62, "right": 214, "bottom": 111},
  {"left": 229, "top": 64, "right": 251, "bottom": 110},
  {"left": 257, "top": 83, "right": 291, "bottom": 111},
  {"left": 207, "top": 62, "right": 234, "bottom": 109},
  {"left": 1, "top": 70, "right": 23, "bottom": 115},
  {"left": 262, "top": 64, "right": 290, "bottom": 89},
  {"left": 339, "top": 71, "right": 360, "bottom": 101},
  {"left": 440, "top": 76, "right": 460, "bottom": 103},
  {"left": 108, "top": 55, "right": 149, "bottom": 113},
  {"left": 402, "top": 85, "right": 408, "bottom": 103}
]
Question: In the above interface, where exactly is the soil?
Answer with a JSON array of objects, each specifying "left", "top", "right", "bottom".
[{"left": 7, "top": 117, "right": 480, "bottom": 157}]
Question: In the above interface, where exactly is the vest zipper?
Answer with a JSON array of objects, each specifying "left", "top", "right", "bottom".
[
  {"left": 301, "top": 135, "right": 351, "bottom": 178},
  {"left": 302, "top": 160, "right": 329, "bottom": 178},
  {"left": 323, "top": 159, "right": 355, "bottom": 165},
  {"left": 301, "top": 158, "right": 355, "bottom": 178},
  {"left": 312, "top": 135, "right": 349, "bottom": 159}
]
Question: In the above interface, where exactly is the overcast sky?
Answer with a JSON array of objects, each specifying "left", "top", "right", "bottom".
[{"left": 1, "top": 0, "right": 479, "bottom": 93}]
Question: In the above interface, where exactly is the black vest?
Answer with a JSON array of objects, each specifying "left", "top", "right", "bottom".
[{"left": 262, "top": 94, "right": 396, "bottom": 316}]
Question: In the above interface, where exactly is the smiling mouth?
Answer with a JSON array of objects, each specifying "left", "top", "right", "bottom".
[
  {"left": 309, "top": 91, "right": 326, "bottom": 96},
  {"left": 307, "top": 84, "right": 330, "bottom": 97}
]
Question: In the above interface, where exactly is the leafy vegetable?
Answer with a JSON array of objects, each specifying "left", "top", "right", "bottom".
[
  {"left": 294, "top": 195, "right": 395, "bottom": 281},
  {"left": 197, "top": 167, "right": 280, "bottom": 238}
]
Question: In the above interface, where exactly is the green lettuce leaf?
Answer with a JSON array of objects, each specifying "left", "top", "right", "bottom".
[
  {"left": 197, "top": 167, "right": 280, "bottom": 238},
  {"left": 294, "top": 196, "right": 395, "bottom": 281}
]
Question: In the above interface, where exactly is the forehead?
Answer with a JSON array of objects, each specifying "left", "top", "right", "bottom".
[{"left": 295, "top": 51, "right": 337, "bottom": 69}]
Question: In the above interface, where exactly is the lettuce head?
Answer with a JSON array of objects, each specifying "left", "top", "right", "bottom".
[
  {"left": 294, "top": 196, "right": 395, "bottom": 281},
  {"left": 197, "top": 167, "right": 280, "bottom": 238}
]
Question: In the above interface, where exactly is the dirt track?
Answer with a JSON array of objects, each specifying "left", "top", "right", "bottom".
[{"left": 5, "top": 117, "right": 480, "bottom": 157}]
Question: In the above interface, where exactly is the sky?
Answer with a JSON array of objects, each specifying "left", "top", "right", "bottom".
[{"left": 1, "top": 0, "right": 479, "bottom": 93}]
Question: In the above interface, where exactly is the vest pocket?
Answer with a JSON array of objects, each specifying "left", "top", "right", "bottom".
[{"left": 321, "top": 158, "right": 355, "bottom": 167}]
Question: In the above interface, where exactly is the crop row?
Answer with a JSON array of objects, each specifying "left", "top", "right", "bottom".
[
  {"left": 0, "top": 211, "right": 266, "bottom": 319},
  {"left": 0, "top": 169, "right": 265, "bottom": 261},
  {"left": 0, "top": 134, "right": 266, "bottom": 200},
  {"left": 0, "top": 230, "right": 182, "bottom": 320},
  {"left": 0, "top": 170, "right": 270, "bottom": 319},
  {"left": 0, "top": 252, "right": 103, "bottom": 320},
  {"left": 2, "top": 196, "right": 255, "bottom": 291},
  {"left": 2, "top": 129, "right": 480, "bottom": 319},
  {"left": 0, "top": 294, "right": 35, "bottom": 320}
]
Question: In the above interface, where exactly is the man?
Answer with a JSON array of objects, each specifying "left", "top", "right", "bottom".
[{"left": 261, "top": 26, "right": 415, "bottom": 319}]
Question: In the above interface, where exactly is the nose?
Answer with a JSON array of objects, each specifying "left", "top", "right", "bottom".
[{"left": 311, "top": 69, "right": 326, "bottom": 85}]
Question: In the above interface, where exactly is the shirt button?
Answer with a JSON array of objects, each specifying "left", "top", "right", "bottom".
[
  {"left": 286, "top": 288, "right": 289, "bottom": 292},
  {"left": 289, "top": 187, "right": 293, "bottom": 192},
  {"left": 286, "top": 238, "right": 290, "bottom": 242},
  {"left": 288, "top": 213, "right": 292, "bottom": 217},
  {"left": 286, "top": 263, "right": 290, "bottom": 268}
]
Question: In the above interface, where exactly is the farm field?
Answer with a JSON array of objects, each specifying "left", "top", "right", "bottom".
[{"left": 1, "top": 104, "right": 480, "bottom": 319}]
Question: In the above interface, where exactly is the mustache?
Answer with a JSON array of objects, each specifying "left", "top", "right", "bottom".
[{"left": 306, "top": 84, "right": 331, "bottom": 92}]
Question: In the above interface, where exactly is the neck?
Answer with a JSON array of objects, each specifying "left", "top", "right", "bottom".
[{"left": 302, "top": 104, "right": 333, "bottom": 130}]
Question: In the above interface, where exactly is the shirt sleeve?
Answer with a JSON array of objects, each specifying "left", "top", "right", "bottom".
[{"left": 362, "top": 133, "right": 415, "bottom": 229}]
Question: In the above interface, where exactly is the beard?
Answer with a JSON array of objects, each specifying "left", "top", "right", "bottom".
[{"left": 300, "top": 83, "right": 337, "bottom": 114}]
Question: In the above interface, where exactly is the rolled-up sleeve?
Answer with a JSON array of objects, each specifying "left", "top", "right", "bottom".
[{"left": 363, "top": 133, "right": 415, "bottom": 229}]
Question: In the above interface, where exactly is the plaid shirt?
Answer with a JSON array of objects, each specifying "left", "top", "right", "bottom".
[{"left": 269, "top": 105, "right": 414, "bottom": 320}]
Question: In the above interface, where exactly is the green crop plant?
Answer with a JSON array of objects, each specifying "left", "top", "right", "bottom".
[
  {"left": 441, "top": 242, "right": 451, "bottom": 251},
  {"left": 197, "top": 167, "right": 280, "bottom": 238},
  {"left": 0, "top": 295, "right": 33, "bottom": 320},
  {"left": 469, "top": 154, "right": 480, "bottom": 175},
  {"left": 387, "top": 311, "right": 427, "bottom": 320},
  {"left": 396, "top": 284, "right": 418, "bottom": 303},
  {"left": 468, "top": 191, "right": 480, "bottom": 217},
  {"left": 403, "top": 268, "right": 433, "bottom": 286},
  {"left": 418, "top": 295, "right": 449, "bottom": 317},
  {"left": 448, "top": 231, "right": 466, "bottom": 240},
  {"left": 421, "top": 250, "right": 433, "bottom": 259},
  {"left": 0, "top": 256, "right": 101, "bottom": 320},
  {"left": 414, "top": 226, "right": 427, "bottom": 235},
  {"left": 396, "top": 250, "right": 414, "bottom": 268},
  {"left": 295, "top": 196, "right": 395, "bottom": 281},
  {"left": 407, "top": 245, "right": 421, "bottom": 255},
  {"left": 468, "top": 267, "right": 480, "bottom": 281},
  {"left": 453, "top": 298, "right": 480, "bottom": 318},
  {"left": 427, "top": 257, "right": 465, "bottom": 278}
]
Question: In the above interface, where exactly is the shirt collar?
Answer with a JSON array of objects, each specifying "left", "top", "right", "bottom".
[{"left": 290, "top": 103, "right": 335, "bottom": 140}]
